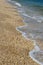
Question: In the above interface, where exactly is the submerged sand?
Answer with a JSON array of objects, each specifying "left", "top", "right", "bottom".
[{"left": 0, "top": 0, "right": 39, "bottom": 65}]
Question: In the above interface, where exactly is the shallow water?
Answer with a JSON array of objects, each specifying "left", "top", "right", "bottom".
[{"left": 8, "top": 0, "right": 43, "bottom": 65}]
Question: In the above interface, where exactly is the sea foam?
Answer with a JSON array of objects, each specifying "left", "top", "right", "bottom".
[
  {"left": 8, "top": 0, "right": 43, "bottom": 65},
  {"left": 16, "top": 4, "right": 43, "bottom": 65}
]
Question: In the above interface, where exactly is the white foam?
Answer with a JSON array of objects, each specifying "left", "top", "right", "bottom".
[
  {"left": 15, "top": 2, "right": 21, "bottom": 7},
  {"left": 9, "top": 0, "right": 15, "bottom": 3},
  {"left": 29, "top": 50, "right": 43, "bottom": 65},
  {"left": 8, "top": 0, "right": 22, "bottom": 7},
  {"left": 8, "top": 0, "right": 43, "bottom": 64},
  {"left": 16, "top": 27, "right": 23, "bottom": 33},
  {"left": 34, "top": 45, "right": 40, "bottom": 52},
  {"left": 22, "top": 33, "right": 34, "bottom": 41},
  {"left": 20, "top": 12, "right": 43, "bottom": 23}
]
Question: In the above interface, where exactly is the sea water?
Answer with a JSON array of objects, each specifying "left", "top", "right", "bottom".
[{"left": 8, "top": 0, "right": 43, "bottom": 65}]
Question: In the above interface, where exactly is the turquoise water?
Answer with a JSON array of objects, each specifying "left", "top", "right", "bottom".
[
  {"left": 11, "top": 0, "right": 43, "bottom": 22},
  {"left": 12, "top": 0, "right": 43, "bottom": 6},
  {"left": 8, "top": 0, "right": 43, "bottom": 65}
]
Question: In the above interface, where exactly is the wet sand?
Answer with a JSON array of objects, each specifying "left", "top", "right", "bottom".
[{"left": 0, "top": 0, "right": 39, "bottom": 65}]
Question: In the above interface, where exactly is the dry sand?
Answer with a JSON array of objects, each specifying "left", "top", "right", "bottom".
[{"left": 0, "top": 0, "right": 39, "bottom": 65}]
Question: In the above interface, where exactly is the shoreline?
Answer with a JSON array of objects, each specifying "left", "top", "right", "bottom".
[
  {"left": 9, "top": 1, "right": 43, "bottom": 65},
  {"left": 8, "top": 0, "right": 43, "bottom": 65},
  {"left": 7, "top": 0, "right": 41, "bottom": 65},
  {"left": 0, "top": 0, "right": 39, "bottom": 65}
]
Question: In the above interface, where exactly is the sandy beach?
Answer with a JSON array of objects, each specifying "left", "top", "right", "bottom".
[{"left": 0, "top": 0, "right": 39, "bottom": 65}]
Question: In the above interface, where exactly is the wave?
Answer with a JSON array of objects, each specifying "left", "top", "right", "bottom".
[
  {"left": 8, "top": 0, "right": 43, "bottom": 65},
  {"left": 29, "top": 50, "right": 43, "bottom": 65},
  {"left": 8, "top": 0, "right": 43, "bottom": 23},
  {"left": 20, "top": 13, "right": 43, "bottom": 23},
  {"left": 7, "top": 0, "right": 22, "bottom": 7},
  {"left": 15, "top": 2, "right": 21, "bottom": 7},
  {"left": 17, "top": 8, "right": 43, "bottom": 23}
]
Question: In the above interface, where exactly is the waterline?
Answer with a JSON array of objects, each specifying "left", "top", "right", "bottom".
[{"left": 8, "top": 0, "right": 43, "bottom": 65}]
